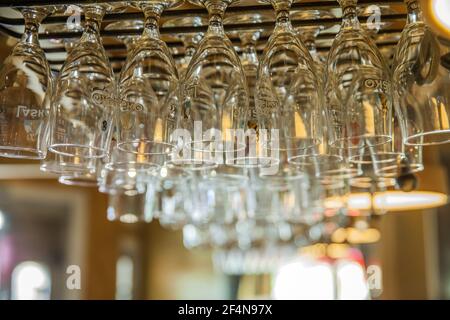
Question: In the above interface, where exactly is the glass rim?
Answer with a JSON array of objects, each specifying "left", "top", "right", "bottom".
[
  {"left": 165, "top": 158, "right": 219, "bottom": 171},
  {"left": 116, "top": 140, "right": 175, "bottom": 156},
  {"left": 0, "top": 146, "right": 46, "bottom": 160},
  {"left": 58, "top": 174, "right": 98, "bottom": 187},
  {"left": 404, "top": 130, "right": 450, "bottom": 146},
  {"left": 348, "top": 151, "right": 401, "bottom": 165},
  {"left": 225, "top": 155, "right": 281, "bottom": 169},
  {"left": 376, "top": 163, "right": 424, "bottom": 178},
  {"left": 328, "top": 134, "right": 392, "bottom": 150},
  {"left": 49, "top": 144, "right": 107, "bottom": 159}
]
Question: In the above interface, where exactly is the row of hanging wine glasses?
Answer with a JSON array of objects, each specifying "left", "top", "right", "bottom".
[{"left": 0, "top": 0, "right": 449, "bottom": 249}]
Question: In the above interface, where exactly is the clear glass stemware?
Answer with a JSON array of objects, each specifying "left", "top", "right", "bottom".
[
  {"left": 49, "top": 3, "right": 123, "bottom": 160},
  {"left": 0, "top": 6, "right": 55, "bottom": 159}
]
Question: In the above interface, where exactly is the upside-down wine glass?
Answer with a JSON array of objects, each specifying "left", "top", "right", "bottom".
[
  {"left": 0, "top": 6, "right": 55, "bottom": 159},
  {"left": 49, "top": 3, "right": 121, "bottom": 160},
  {"left": 393, "top": 0, "right": 450, "bottom": 146},
  {"left": 171, "top": 0, "right": 250, "bottom": 170},
  {"left": 117, "top": 0, "right": 182, "bottom": 161},
  {"left": 326, "top": 0, "right": 393, "bottom": 153},
  {"left": 255, "top": 0, "right": 323, "bottom": 169}
]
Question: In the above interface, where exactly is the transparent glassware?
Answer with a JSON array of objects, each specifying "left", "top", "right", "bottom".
[
  {"left": 106, "top": 192, "right": 151, "bottom": 224},
  {"left": 105, "top": 20, "right": 144, "bottom": 57},
  {"left": 286, "top": 9, "right": 355, "bottom": 179},
  {"left": 145, "top": 165, "right": 193, "bottom": 230},
  {"left": 0, "top": 6, "right": 55, "bottom": 159},
  {"left": 225, "top": 12, "right": 281, "bottom": 169},
  {"left": 117, "top": 1, "right": 182, "bottom": 158},
  {"left": 393, "top": 0, "right": 450, "bottom": 146},
  {"left": 58, "top": 166, "right": 99, "bottom": 187},
  {"left": 291, "top": 9, "right": 334, "bottom": 89},
  {"left": 182, "top": 223, "right": 211, "bottom": 249},
  {"left": 194, "top": 165, "right": 249, "bottom": 228},
  {"left": 42, "top": 20, "right": 115, "bottom": 178},
  {"left": 98, "top": 137, "right": 164, "bottom": 193},
  {"left": 49, "top": 4, "right": 119, "bottom": 159},
  {"left": 163, "top": 16, "right": 207, "bottom": 78},
  {"left": 171, "top": 0, "right": 249, "bottom": 170},
  {"left": 255, "top": 0, "right": 322, "bottom": 164},
  {"left": 41, "top": 23, "right": 93, "bottom": 176},
  {"left": 44, "top": 22, "right": 84, "bottom": 55},
  {"left": 326, "top": 0, "right": 393, "bottom": 150}
]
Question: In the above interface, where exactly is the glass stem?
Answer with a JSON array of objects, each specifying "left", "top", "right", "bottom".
[
  {"left": 207, "top": 13, "right": 225, "bottom": 36},
  {"left": 275, "top": 9, "right": 291, "bottom": 31},
  {"left": 341, "top": 4, "right": 360, "bottom": 29},
  {"left": 240, "top": 32, "right": 259, "bottom": 66},
  {"left": 142, "top": 5, "right": 161, "bottom": 39},
  {"left": 185, "top": 45, "right": 196, "bottom": 61},
  {"left": 81, "top": 6, "right": 104, "bottom": 43},
  {"left": 405, "top": 0, "right": 423, "bottom": 23},
  {"left": 21, "top": 8, "right": 47, "bottom": 45}
]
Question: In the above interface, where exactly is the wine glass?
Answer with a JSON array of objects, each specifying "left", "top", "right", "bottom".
[
  {"left": 49, "top": 3, "right": 123, "bottom": 160},
  {"left": 0, "top": 6, "right": 55, "bottom": 159},
  {"left": 107, "top": 192, "right": 150, "bottom": 223},
  {"left": 393, "top": 0, "right": 450, "bottom": 146},
  {"left": 145, "top": 165, "right": 193, "bottom": 230},
  {"left": 255, "top": 0, "right": 323, "bottom": 166},
  {"left": 171, "top": 0, "right": 249, "bottom": 170},
  {"left": 117, "top": 1, "right": 182, "bottom": 160},
  {"left": 326, "top": 0, "right": 393, "bottom": 151},
  {"left": 163, "top": 16, "right": 207, "bottom": 78},
  {"left": 224, "top": 12, "right": 281, "bottom": 169},
  {"left": 98, "top": 146, "right": 159, "bottom": 195}
]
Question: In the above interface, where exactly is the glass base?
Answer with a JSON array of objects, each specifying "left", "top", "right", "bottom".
[
  {"left": 40, "top": 161, "right": 94, "bottom": 175},
  {"left": 117, "top": 140, "right": 174, "bottom": 156},
  {"left": 329, "top": 135, "right": 391, "bottom": 150},
  {"left": 49, "top": 144, "right": 106, "bottom": 159},
  {"left": 0, "top": 146, "right": 45, "bottom": 160},
  {"left": 166, "top": 159, "right": 218, "bottom": 171},
  {"left": 349, "top": 176, "right": 396, "bottom": 189},
  {"left": 405, "top": 130, "right": 450, "bottom": 146},
  {"left": 377, "top": 163, "right": 424, "bottom": 178},
  {"left": 226, "top": 156, "right": 280, "bottom": 169},
  {"left": 349, "top": 152, "right": 400, "bottom": 165},
  {"left": 59, "top": 174, "right": 98, "bottom": 187}
]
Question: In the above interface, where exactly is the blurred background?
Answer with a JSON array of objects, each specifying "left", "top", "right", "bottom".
[
  {"left": 0, "top": 142, "right": 450, "bottom": 299},
  {"left": 1, "top": 2, "right": 450, "bottom": 300}
]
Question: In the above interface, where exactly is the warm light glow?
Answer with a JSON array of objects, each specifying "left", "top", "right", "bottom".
[
  {"left": 301, "top": 243, "right": 351, "bottom": 259},
  {"left": 222, "top": 111, "right": 232, "bottom": 141},
  {"left": 273, "top": 258, "right": 335, "bottom": 300},
  {"left": 127, "top": 169, "right": 137, "bottom": 178},
  {"left": 116, "top": 255, "right": 134, "bottom": 300},
  {"left": 11, "top": 261, "right": 51, "bottom": 300},
  {"left": 431, "top": 0, "right": 450, "bottom": 29},
  {"left": 421, "top": 0, "right": 450, "bottom": 39},
  {"left": 363, "top": 100, "right": 375, "bottom": 135},
  {"left": 153, "top": 118, "right": 163, "bottom": 142},
  {"left": 273, "top": 255, "right": 370, "bottom": 300},
  {"left": 119, "top": 213, "right": 139, "bottom": 224},
  {"left": 336, "top": 260, "right": 369, "bottom": 300},
  {"left": 137, "top": 141, "right": 147, "bottom": 163},
  {"left": 326, "top": 191, "right": 447, "bottom": 212},
  {"left": 294, "top": 112, "right": 307, "bottom": 138},
  {"left": 332, "top": 227, "right": 381, "bottom": 244}
]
